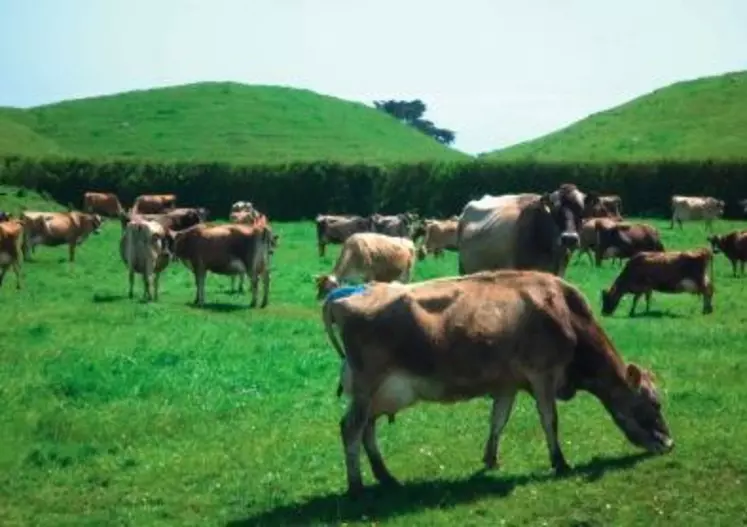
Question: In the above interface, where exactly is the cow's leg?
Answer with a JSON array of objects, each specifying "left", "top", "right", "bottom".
[
  {"left": 730, "top": 258, "right": 737, "bottom": 277},
  {"left": 629, "top": 293, "right": 641, "bottom": 317},
  {"left": 741, "top": 260, "right": 745, "bottom": 276},
  {"left": 128, "top": 268, "right": 135, "bottom": 299},
  {"left": 249, "top": 271, "right": 259, "bottom": 308},
  {"left": 68, "top": 243, "right": 76, "bottom": 263},
  {"left": 530, "top": 376, "right": 570, "bottom": 475},
  {"left": 194, "top": 269, "right": 207, "bottom": 306},
  {"left": 12, "top": 260, "right": 21, "bottom": 290},
  {"left": 260, "top": 268, "right": 270, "bottom": 308},
  {"left": 361, "top": 417, "right": 399, "bottom": 486},
  {"left": 318, "top": 241, "right": 326, "bottom": 258},
  {"left": 483, "top": 391, "right": 517, "bottom": 469},
  {"left": 341, "top": 399, "right": 371, "bottom": 497},
  {"left": 0, "top": 267, "right": 5, "bottom": 288},
  {"left": 644, "top": 291, "right": 652, "bottom": 313},
  {"left": 239, "top": 273, "right": 245, "bottom": 294},
  {"left": 153, "top": 272, "right": 160, "bottom": 301},
  {"left": 702, "top": 282, "right": 714, "bottom": 314}
]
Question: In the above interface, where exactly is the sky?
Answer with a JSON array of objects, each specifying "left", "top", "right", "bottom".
[{"left": 1, "top": 0, "right": 746, "bottom": 155}]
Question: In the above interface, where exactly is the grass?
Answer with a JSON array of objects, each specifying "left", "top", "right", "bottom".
[
  {"left": 484, "top": 70, "right": 747, "bottom": 162},
  {"left": 1, "top": 188, "right": 746, "bottom": 526},
  {"left": 0, "top": 83, "right": 468, "bottom": 165}
]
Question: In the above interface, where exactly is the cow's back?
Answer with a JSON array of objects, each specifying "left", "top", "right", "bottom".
[
  {"left": 121, "top": 221, "right": 170, "bottom": 274},
  {"left": 347, "top": 232, "right": 414, "bottom": 281},
  {"left": 458, "top": 194, "right": 539, "bottom": 274}
]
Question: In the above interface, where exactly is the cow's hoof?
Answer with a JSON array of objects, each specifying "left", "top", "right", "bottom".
[
  {"left": 378, "top": 475, "right": 401, "bottom": 488},
  {"left": 260, "top": 301, "right": 268, "bottom": 309},
  {"left": 553, "top": 461, "right": 572, "bottom": 477},
  {"left": 482, "top": 455, "right": 499, "bottom": 470},
  {"left": 346, "top": 483, "right": 366, "bottom": 500}
]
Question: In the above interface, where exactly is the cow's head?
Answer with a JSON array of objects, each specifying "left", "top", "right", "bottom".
[
  {"left": 160, "top": 228, "right": 177, "bottom": 258},
  {"left": 541, "top": 183, "right": 586, "bottom": 250},
  {"left": 600, "top": 287, "right": 622, "bottom": 316},
  {"left": 314, "top": 274, "right": 340, "bottom": 300},
  {"left": 88, "top": 213, "right": 103, "bottom": 234},
  {"left": 707, "top": 234, "right": 725, "bottom": 254},
  {"left": 605, "top": 363, "right": 674, "bottom": 455},
  {"left": 416, "top": 245, "right": 428, "bottom": 261}
]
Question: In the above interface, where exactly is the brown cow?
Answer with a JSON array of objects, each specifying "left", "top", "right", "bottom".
[
  {"left": 83, "top": 192, "right": 125, "bottom": 217},
  {"left": 21, "top": 211, "right": 102, "bottom": 262},
  {"left": 132, "top": 194, "right": 177, "bottom": 214},
  {"left": 322, "top": 270, "right": 673, "bottom": 496},
  {"left": 316, "top": 214, "right": 374, "bottom": 257},
  {"left": 594, "top": 221, "right": 664, "bottom": 268},
  {"left": 416, "top": 218, "right": 459, "bottom": 260},
  {"left": 457, "top": 184, "right": 589, "bottom": 277},
  {"left": 0, "top": 219, "right": 23, "bottom": 289},
  {"left": 707, "top": 230, "right": 747, "bottom": 277},
  {"left": 120, "top": 207, "right": 207, "bottom": 232},
  {"left": 314, "top": 232, "right": 416, "bottom": 300},
  {"left": 120, "top": 218, "right": 175, "bottom": 301},
  {"left": 573, "top": 217, "right": 622, "bottom": 266},
  {"left": 601, "top": 248, "right": 714, "bottom": 317},
  {"left": 173, "top": 218, "right": 275, "bottom": 307}
]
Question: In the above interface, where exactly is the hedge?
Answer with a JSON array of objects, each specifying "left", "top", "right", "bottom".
[{"left": 2, "top": 155, "right": 746, "bottom": 221}]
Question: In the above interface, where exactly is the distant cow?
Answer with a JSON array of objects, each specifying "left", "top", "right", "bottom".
[
  {"left": 0, "top": 219, "right": 23, "bottom": 290},
  {"left": 601, "top": 248, "right": 714, "bottom": 317},
  {"left": 738, "top": 199, "right": 747, "bottom": 216},
  {"left": 314, "top": 232, "right": 416, "bottom": 300},
  {"left": 20, "top": 211, "right": 102, "bottom": 262},
  {"left": 594, "top": 221, "right": 664, "bottom": 268},
  {"left": 416, "top": 218, "right": 459, "bottom": 260},
  {"left": 457, "top": 184, "right": 589, "bottom": 277},
  {"left": 707, "top": 230, "right": 747, "bottom": 277},
  {"left": 83, "top": 192, "right": 125, "bottom": 217},
  {"left": 315, "top": 214, "right": 374, "bottom": 257},
  {"left": 574, "top": 217, "right": 622, "bottom": 266},
  {"left": 599, "top": 195, "right": 623, "bottom": 217},
  {"left": 120, "top": 218, "right": 175, "bottom": 301},
  {"left": 670, "top": 195, "right": 724, "bottom": 231},
  {"left": 229, "top": 209, "right": 260, "bottom": 225},
  {"left": 322, "top": 270, "right": 673, "bottom": 496},
  {"left": 132, "top": 194, "right": 177, "bottom": 214},
  {"left": 583, "top": 192, "right": 621, "bottom": 219},
  {"left": 173, "top": 218, "right": 275, "bottom": 308},
  {"left": 370, "top": 213, "right": 419, "bottom": 238},
  {"left": 231, "top": 201, "right": 256, "bottom": 214}
]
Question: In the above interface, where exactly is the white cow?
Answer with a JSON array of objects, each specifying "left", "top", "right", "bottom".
[
  {"left": 670, "top": 195, "right": 725, "bottom": 232},
  {"left": 120, "top": 218, "right": 174, "bottom": 301}
]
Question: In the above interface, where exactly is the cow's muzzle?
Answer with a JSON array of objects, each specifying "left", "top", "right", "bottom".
[{"left": 560, "top": 232, "right": 580, "bottom": 249}]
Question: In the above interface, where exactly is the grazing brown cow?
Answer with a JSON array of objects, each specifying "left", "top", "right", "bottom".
[
  {"left": 314, "top": 232, "right": 416, "bottom": 300},
  {"left": 322, "top": 270, "right": 673, "bottom": 496},
  {"left": 173, "top": 218, "right": 275, "bottom": 307},
  {"left": 0, "top": 219, "right": 23, "bottom": 289},
  {"left": 601, "top": 248, "right": 714, "bottom": 317},
  {"left": 315, "top": 214, "right": 374, "bottom": 257},
  {"left": 670, "top": 195, "right": 724, "bottom": 232},
  {"left": 83, "top": 192, "right": 125, "bottom": 217},
  {"left": 416, "top": 218, "right": 459, "bottom": 260},
  {"left": 132, "top": 194, "right": 177, "bottom": 214},
  {"left": 20, "top": 211, "right": 102, "bottom": 262},
  {"left": 457, "top": 184, "right": 589, "bottom": 277},
  {"left": 574, "top": 217, "right": 622, "bottom": 266},
  {"left": 707, "top": 230, "right": 747, "bottom": 277},
  {"left": 120, "top": 218, "right": 175, "bottom": 301},
  {"left": 594, "top": 221, "right": 664, "bottom": 268}
]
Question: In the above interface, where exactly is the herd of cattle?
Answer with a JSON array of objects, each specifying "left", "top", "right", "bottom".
[{"left": 1, "top": 184, "right": 746, "bottom": 496}]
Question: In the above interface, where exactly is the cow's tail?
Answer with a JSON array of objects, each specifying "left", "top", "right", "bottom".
[{"left": 322, "top": 299, "right": 346, "bottom": 360}]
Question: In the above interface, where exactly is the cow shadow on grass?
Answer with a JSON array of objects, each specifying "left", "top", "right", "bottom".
[
  {"left": 628, "top": 310, "right": 683, "bottom": 319},
  {"left": 189, "top": 302, "right": 249, "bottom": 313},
  {"left": 92, "top": 293, "right": 128, "bottom": 304},
  {"left": 227, "top": 452, "right": 653, "bottom": 526}
]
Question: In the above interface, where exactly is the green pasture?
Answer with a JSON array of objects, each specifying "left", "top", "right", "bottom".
[{"left": 1, "top": 205, "right": 746, "bottom": 525}]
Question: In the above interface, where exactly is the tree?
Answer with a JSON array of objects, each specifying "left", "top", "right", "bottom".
[{"left": 373, "top": 99, "right": 456, "bottom": 146}]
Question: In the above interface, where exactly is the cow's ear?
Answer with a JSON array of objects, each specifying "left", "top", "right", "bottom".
[
  {"left": 540, "top": 194, "right": 552, "bottom": 214},
  {"left": 626, "top": 363, "right": 643, "bottom": 390}
]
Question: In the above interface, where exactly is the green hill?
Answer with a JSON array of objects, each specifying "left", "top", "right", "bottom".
[
  {"left": 0, "top": 82, "right": 468, "bottom": 165},
  {"left": 484, "top": 70, "right": 747, "bottom": 162}
]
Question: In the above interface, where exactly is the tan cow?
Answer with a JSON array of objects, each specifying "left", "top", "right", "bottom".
[
  {"left": 20, "top": 211, "right": 102, "bottom": 262},
  {"left": 120, "top": 218, "right": 175, "bottom": 301},
  {"left": 228, "top": 213, "right": 280, "bottom": 293},
  {"left": 132, "top": 194, "right": 177, "bottom": 214},
  {"left": 457, "top": 184, "right": 589, "bottom": 277},
  {"left": 83, "top": 192, "right": 125, "bottom": 217},
  {"left": 574, "top": 217, "right": 621, "bottom": 266},
  {"left": 173, "top": 218, "right": 275, "bottom": 308},
  {"left": 314, "top": 232, "right": 416, "bottom": 300},
  {"left": 601, "top": 248, "right": 715, "bottom": 317},
  {"left": 416, "top": 218, "right": 459, "bottom": 260},
  {"left": 322, "top": 270, "right": 674, "bottom": 496},
  {"left": 670, "top": 195, "right": 724, "bottom": 231},
  {"left": 0, "top": 219, "right": 23, "bottom": 290}
]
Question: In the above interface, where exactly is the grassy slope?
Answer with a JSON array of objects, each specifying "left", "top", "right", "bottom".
[
  {"left": 0, "top": 83, "right": 467, "bottom": 165},
  {"left": 485, "top": 70, "right": 747, "bottom": 162},
  {"left": 0, "top": 108, "right": 68, "bottom": 158},
  {"left": 1, "top": 188, "right": 746, "bottom": 525}
]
